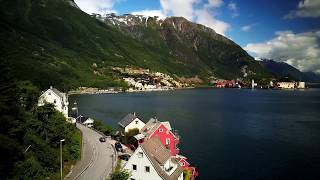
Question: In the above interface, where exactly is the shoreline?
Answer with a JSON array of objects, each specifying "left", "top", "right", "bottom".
[
  {"left": 68, "top": 86, "right": 197, "bottom": 95},
  {"left": 68, "top": 86, "right": 314, "bottom": 95}
]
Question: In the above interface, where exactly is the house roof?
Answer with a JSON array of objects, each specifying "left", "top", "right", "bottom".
[
  {"left": 79, "top": 116, "right": 93, "bottom": 124},
  {"left": 141, "top": 118, "right": 160, "bottom": 134},
  {"left": 83, "top": 118, "right": 94, "bottom": 124},
  {"left": 161, "top": 121, "right": 172, "bottom": 131},
  {"left": 118, "top": 113, "right": 140, "bottom": 128},
  {"left": 141, "top": 118, "right": 173, "bottom": 138},
  {"left": 141, "top": 137, "right": 183, "bottom": 180},
  {"left": 44, "top": 86, "right": 65, "bottom": 100}
]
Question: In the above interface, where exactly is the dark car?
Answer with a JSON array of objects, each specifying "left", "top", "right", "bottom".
[
  {"left": 118, "top": 154, "right": 131, "bottom": 161},
  {"left": 115, "top": 142, "right": 123, "bottom": 152},
  {"left": 99, "top": 137, "right": 106, "bottom": 142}
]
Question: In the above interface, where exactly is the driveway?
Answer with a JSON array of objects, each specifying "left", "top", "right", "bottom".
[{"left": 66, "top": 123, "right": 115, "bottom": 180}]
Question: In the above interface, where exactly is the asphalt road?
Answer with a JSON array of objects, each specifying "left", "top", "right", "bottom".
[{"left": 66, "top": 123, "right": 115, "bottom": 180}]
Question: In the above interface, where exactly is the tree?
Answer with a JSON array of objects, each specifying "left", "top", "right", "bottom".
[
  {"left": 124, "top": 128, "right": 139, "bottom": 146},
  {"left": 93, "top": 119, "right": 114, "bottom": 136},
  {"left": 109, "top": 159, "right": 131, "bottom": 180},
  {"left": 109, "top": 169, "right": 131, "bottom": 180}
]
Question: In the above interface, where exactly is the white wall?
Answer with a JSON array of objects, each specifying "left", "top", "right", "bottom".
[
  {"left": 38, "top": 89, "right": 68, "bottom": 118},
  {"left": 124, "top": 118, "right": 146, "bottom": 133},
  {"left": 124, "top": 147, "right": 162, "bottom": 180}
]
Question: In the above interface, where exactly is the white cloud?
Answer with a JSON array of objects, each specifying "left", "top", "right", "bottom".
[
  {"left": 158, "top": 0, "right": 230, "bottom": 35},
  {"left": 207, "top": 0, "right": 224, "bottom": 7},
  {"left": 241, "top": 25, "right": 251, "bottom": 32},
  {"left": 74, "top": 0, "right": 119, "bottom": 14},
  {"left": 159, "top": 0, "right": 198, "bottom": 20},
  {"left": 195, "top": 8, "right": 230, "bottom": 35},
  {"left": 285, "top": 0, "right": 320, "bottom": 18},
  {"left": 228, "top": 1, "right": 239, "bottom": 18},
  {"left": 244, "top": 30, "right": 320, "bottom": 73},
  {"left": 131, "top": 10, "right": 167, "bottom": 19},
  {"left": 75, "top": 0, "right": 231, "bottom": 36}
]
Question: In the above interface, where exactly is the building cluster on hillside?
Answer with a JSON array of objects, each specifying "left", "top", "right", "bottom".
[
  {"left": 213, "top": 79, "right": 306, "bottom": 89},
  {"left": 215, "top": 80, "right": 243, "bottom": 88},
  {"left": 112, "top": 67, "right": 187, "bottom": 91},
  {"left": 117, "top": 113, "right": 199, "bottom": 180},
  {"left": 276, "top": 81, "right": 305, "bottom": 89}
]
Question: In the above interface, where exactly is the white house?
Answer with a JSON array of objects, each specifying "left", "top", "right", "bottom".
[
  {"left": 118, "top": 113, "right": 146, "bottom": 133},
  {"left": 124, "top": 137, "right": 184, "bottom": 180},
  {"left": 277, "top": 82, "right": 296, "bottom": 89},
  {"left": 38, "top": 86, "right": 69, "bottom": 118},
  {"left": 80, "top": 117, "right": 94, "bottom": 128}
]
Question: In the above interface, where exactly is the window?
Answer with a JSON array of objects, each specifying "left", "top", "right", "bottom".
[
  {"left": 166, "top": 138, "right": 170, "bottom": 145},
  {"left": 138, "top": 152, "right": 143, "bottom": 158},
  {"left": 132, "top": 164, "right": 137, "bottom": 171},
  {"left": 135, "top": 120, "right": 138, "bottom": 124},
  {"left": 145, "top": 166, "right": 150, "bottom": 173},
  {"left": 54, "top": 99, "right": 56, "bottom": 104},
  {"left": 182, "top": 162, "right": 185, "bottom": 166},
  {"left": 48, "top": 92, "right": 51, "bottom": 95},
  {"left": 159, "top": 128, "right": 163, "bottom": 132}
]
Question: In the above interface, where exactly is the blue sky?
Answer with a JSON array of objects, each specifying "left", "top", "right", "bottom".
[{"left": 75, "top": 0, "right": 320, "bottom": 73}]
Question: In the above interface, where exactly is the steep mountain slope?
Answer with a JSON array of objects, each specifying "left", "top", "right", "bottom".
[
  {"left": 99, "top": 14, "right": 271, "bottom": 80},
  {"left": 0, "top": 0, "right": 271, "bottom": 90},
  {"left": 260, "top": 59, "right": 320, "bottom": 82}
]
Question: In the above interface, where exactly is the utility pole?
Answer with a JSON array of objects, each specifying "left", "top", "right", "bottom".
[{"left": 60, "top": 139, "right": 65, "bottom": 180}]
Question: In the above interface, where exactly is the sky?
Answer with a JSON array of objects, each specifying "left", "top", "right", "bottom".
[{"left": 74, "top": 0, "right": 320, "bottom": 73}]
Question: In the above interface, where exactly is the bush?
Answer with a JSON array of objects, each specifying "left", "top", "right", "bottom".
[
  {"left": 124, "top": 128, "right": 139, "bottom": 145},
  {"left": 109, "top": 159, "right": 131, "bottom": 180},
  {"left": 93, "top": 119, "right": 114, "bottom": 136}
]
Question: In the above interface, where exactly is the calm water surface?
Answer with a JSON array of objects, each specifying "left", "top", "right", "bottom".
[{"left": 69, "top": 88, "right": 320, "bottom": 180}]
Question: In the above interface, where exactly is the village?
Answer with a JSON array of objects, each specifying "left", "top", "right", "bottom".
[
  {"left": 38, "top": 86, "right": 199, "bottom": 180},
  {"left": 213, "top": 79, "right": 306, "bottom": 89},
  {"left": 113, "top": 67, "right": 189, "bottom": 92}
]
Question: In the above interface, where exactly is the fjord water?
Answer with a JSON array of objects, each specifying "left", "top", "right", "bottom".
[{"left": 69, "top": 89, "right": 320, "bottom": 179}]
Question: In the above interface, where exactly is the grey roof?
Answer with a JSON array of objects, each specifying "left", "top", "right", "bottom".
[
  {"left": 118, "top": 113, "right": 139, "bottom": 128},
  {"left": 50, "top": 87, "right": 65, "bottom": 99},
  {"left": 141, "top": 137, "right": 183, "bottom": 180}
]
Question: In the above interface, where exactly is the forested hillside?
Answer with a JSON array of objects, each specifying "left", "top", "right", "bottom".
[
  {"left": 0, "top": 0, "right": 272, "bottom": 91},
  {"left": 0, "top": 62, "right": 80, "bottom": 179}
]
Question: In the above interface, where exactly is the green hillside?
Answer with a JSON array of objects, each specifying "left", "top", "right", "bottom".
[{"left": 0, "top": 0, "right": 272, "bottom": 91}]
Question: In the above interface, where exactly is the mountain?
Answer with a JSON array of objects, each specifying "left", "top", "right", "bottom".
[
  {"left": 0, "top": 0, "right": 271, "bottom": 90},
  {"left": 260, "top": 59, "right": 320, "bottom": 83}
]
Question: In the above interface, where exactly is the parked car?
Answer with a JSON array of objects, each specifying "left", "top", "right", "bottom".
[
  {"left": 115, "top": 142, "right": 123, "bottom": 152},
  {"left": 118, "top": 154, "right": 131, "bottom": 161},
  {"left": 99, "top": 137, "right": 106, "bottom": 142}
]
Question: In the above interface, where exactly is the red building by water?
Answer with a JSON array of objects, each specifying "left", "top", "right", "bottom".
[{"left": 139, "top": 118, "right": 180, "bottom": 156}]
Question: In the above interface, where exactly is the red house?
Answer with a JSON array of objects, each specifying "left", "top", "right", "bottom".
[
  {"left": 176, "top": 155, "right": 199, "bottom": 180},
  {"left": 139, "top": 118, "right": 180, "bottom": 156}
]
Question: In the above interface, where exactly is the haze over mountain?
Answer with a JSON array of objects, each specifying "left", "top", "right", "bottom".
[
  {"left": 0, "top": 0, "right": 272, "bottom": 90},
  {"left": 260, "top": 59, "right": 320, "bottom": 83}
]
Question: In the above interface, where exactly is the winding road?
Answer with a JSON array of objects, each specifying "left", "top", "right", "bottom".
[{"left": 66, "top": 123, "right": 115, "bottom": 180}]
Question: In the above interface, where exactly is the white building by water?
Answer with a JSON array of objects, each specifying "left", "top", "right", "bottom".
[
  {"left": 38, "top": 86, "right": 69, "bottom": 118},
  {"left": 124, "top": 137, "right": 184, "bottom": 180}
]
